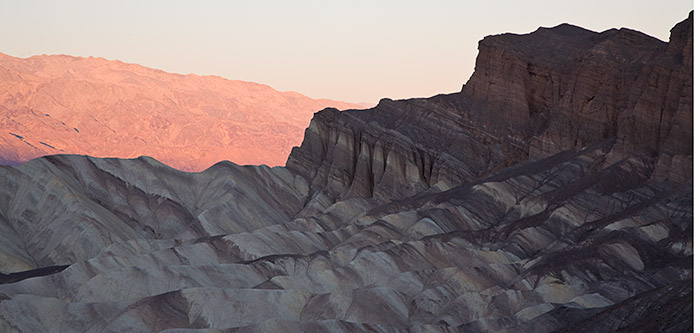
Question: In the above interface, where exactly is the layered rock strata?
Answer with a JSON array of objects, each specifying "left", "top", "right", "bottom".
[{"left": 0, "top": 12, "right": 692, "bottom": 332}]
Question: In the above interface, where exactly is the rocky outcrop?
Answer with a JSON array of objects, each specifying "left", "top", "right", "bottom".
[
  {"left": 462, "top": 13, "right": 692, "bottom": 179},
  {"left": 0, "top": 53, "right": 362, "bottom": 171},
  {"left": 0, "top": 12, "right": 692, "bottom": 333},
  {"left": 289, "top": 13, "right": 692, "bottom": 208}
]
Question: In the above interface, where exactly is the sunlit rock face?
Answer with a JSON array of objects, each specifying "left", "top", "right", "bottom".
[
  {"left": 0, "top": 13, "right": 692, "bottom": 332},
  {"left": 0, "top": 54, "right": 362, "bottom": 171}
]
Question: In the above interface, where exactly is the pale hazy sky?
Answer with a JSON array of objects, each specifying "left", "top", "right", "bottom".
[{"left": 0, "top": 1, "right": 693, "bottom": 103}]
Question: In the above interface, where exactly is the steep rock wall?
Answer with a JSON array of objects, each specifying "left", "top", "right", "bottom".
[{"left": 289, "top": 13, "right": 692, "bottom": 212}]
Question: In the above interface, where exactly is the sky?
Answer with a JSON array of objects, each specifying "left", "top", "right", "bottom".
[{"left": 0, "top": 1, "right": 693, "bottom": 104}]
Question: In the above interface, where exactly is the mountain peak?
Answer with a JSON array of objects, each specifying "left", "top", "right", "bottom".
[{"left": 537, "top": 22, "right": 596, "bottom": 36}]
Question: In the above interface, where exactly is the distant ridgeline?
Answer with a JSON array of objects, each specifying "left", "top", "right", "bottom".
[{"left": 0, "top": 54, "right": 362, "bottom": 171}]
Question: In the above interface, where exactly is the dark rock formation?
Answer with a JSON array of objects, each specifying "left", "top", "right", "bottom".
[
  {"left": 462, "top": 14, "right": 693, "bottom": 182},
  {"left": 289, "top": 12, "right": 692, "bottom": 203},
  {"left": 0, "top": 12, "right": 692, "bottom": 332}
]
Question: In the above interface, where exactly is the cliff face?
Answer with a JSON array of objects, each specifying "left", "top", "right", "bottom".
[
  {"left": 0, "top": 53, "right": 362, "bottom": 171},
  {"left": 463, "top": 14, "right": 692, "bottom": 180},
  {"left": 0, "top": 13, "right": 693, "bottom": 332},
  {"left": 289, "top": 12, "right": 692, "bottom": 204}
]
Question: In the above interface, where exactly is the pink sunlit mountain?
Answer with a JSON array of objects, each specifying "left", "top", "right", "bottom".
[{"left": 0, "top": 52, "right": 364, "bottom": 171}]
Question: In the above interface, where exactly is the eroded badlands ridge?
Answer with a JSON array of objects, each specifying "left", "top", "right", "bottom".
[
  {"left": 0, "top": 13, "right": 692, "bottom": 332},
  {"left": 0, "top": 53, "right": 361, "bottom": 171}
]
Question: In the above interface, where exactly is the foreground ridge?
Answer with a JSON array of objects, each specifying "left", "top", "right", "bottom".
[{"left": 0, "top": 12, "right": 692, "bottom": 332}]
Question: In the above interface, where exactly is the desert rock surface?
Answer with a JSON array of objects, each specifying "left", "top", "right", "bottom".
[
  {"left": 0, "top": 53, "right": 362, "bottom": 171},
  {"left": 0, "top": 12, "right": 692, "bottom": 332}
]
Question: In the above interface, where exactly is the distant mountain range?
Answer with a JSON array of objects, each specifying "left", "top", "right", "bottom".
[{"left": 0, "top": 53, "right": 364, "bottom": 171}]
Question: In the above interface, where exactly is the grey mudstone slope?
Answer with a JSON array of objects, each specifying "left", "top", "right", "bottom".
[{"left": 0, "top": 12, "right": 692, "bottom": 332}]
